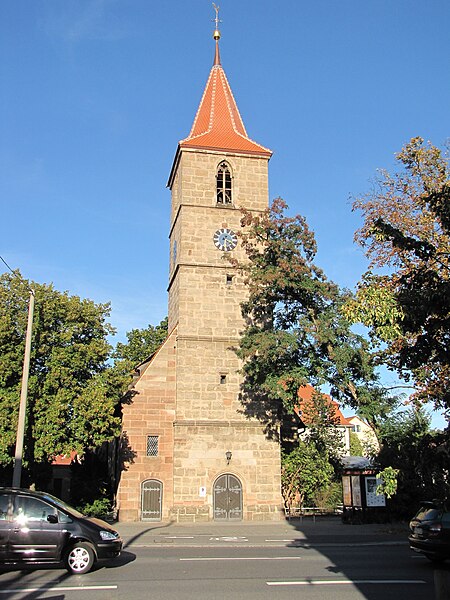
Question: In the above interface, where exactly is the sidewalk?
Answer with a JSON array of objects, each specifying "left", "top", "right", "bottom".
[{"left": 114, "top": 515, "right": 409, "bottom": 549}]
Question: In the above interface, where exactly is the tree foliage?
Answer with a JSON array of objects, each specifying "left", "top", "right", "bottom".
[
  {"left": 113, "top": 317, "right": 168, "bottom": 373},
  {"left": 0, "top": 272, "right": 123, "bottom": 479},
  {"left": 234, "top": 198, "right": 396, "bottom": 435},
  {"left": 299, "top": 389, "right": 345, "bottom": 464},
  {"left": 281, "top": 441, "right": 334, "bottom": 509},
  {"left": 376, "top": 406, "right": 449, "bottom": 516},
  {"left": 347, "top": 137, "right": 450, "bottom": 412},
  {"left": 349, "top": 431, "right": 364, "bottom": 456},
  {"left": 376, "top": 466, "right": 399, "bottom": 499}
]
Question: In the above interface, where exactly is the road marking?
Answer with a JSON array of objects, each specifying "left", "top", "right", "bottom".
[
  {"left": 266, "top": 541, "right": 406, "bottom": 547},
  {"left": 164, "top": 536, "right": 194, "bottom": 539},
  {"left": 266, "top": 539, "right": 300, "bottom": 542},
  {"left": 181, "top": 556, "right": 301, "bottom": 561},
  {"left": 267, "top": 579, "right": 426, "bottom": 586},
  {"left": 0, "top": 587, "right": 118, "bottom": 593},
  {"left": 209, "top": 536, "right": 248, "bottom": 542}
]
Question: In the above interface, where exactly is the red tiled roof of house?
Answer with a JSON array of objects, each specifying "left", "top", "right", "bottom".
[
  {"left": 297, "top": 384, "right": 352, "bottom": 426},
  {"left": 52, "top": 451, "right": 77, "bottom": 466},
  {"left": 179, "top": 39, "right": 272, "bottom": 158}
]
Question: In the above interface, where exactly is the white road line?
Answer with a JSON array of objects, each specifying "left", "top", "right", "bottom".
[
  {"left": 265, "top": 539, "right": 299, "bottom": 542},
  {"left": 267, "top": 579, "right": 426, "bottom": 586},
  {"left": 180, "top": 556, "right": 301, "bottom": 561},
  {"left": 0, "top": 585, "right": 118, "bottom": 594},
  {"left": 209, "top": 537, "right": 248, "bottom": 541},
  {"left": 164, "top": 536, "right": 194, "bottom": 539}
]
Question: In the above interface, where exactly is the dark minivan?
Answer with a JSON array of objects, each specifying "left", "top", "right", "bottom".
[
  {"left": 0, "top": 487, "right": 122, "bottom": 574},
  {"left": 409, "top": 500, "right": 450, "bottom": 562}
]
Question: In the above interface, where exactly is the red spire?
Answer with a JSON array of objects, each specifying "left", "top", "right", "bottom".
[
  {"left": 179, "top": 27, "right": 271, "bottom": 158},
  {"left": 214, "top": 39, "right": 221, "bottom": 66}
]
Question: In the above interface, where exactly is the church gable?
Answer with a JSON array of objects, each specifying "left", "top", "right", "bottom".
[{"left": 118, "top": 328, "right": 177, "bottom": 522}]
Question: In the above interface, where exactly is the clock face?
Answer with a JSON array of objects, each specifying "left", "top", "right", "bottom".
[{"left": 213, "top": 228, "right": 238, "bottom": 252}]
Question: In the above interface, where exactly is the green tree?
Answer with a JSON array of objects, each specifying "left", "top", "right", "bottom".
[
  {"left": 281, "top": 440, "right": 334, "bottom": 509},
  {"left": 234, "top": 198, "right": 396, "bottom": 436},
  {"left": 113, "top": 317, "right": 168, "bottom": 373},
  {"left": 377, "top": 406, "right": 449, "bottom": 516},
  {"left": 300, "top": 389, "right": 345, "bottom": 465},
  {"left": 376, "top": 466, "right": 399, "bottom": 499},
  {"left": 0, "top": 271, "right": 123, "bottom": 484},
  {"left": 349, "top": 432, "right": 364, "bottom": 456},
  {"left": 347, "top": 137, "right": 450, "bottom": 413}
]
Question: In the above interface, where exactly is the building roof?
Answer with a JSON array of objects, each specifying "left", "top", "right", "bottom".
[
  {"left": 342, "top": 456, "right": 374, "bottom": 470},
  {"left": 177, "top": 32, "right": 272, "bottom": 157},
  {"left": 51, "top": 450, "right": 78, "bottom": 466},
  {"left": 179, "top": 47, "right": 272, "bottom": 158},
  {"left": 297, "top": 384, "right": 353, "bottom": 426}
]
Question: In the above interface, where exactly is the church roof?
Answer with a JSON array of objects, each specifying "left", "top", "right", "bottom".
[
  {"left": 167, "top": 21, "right": 272, "bottom": 188},
  {"left": 179, "top": 41, "right": 272, "bottom": 158}
]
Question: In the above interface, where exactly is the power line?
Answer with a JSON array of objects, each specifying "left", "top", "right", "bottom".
[
  {"left": 0, "top": 254, "right": 16, "bottom": 274},
  {"left": 0, "top": 256, "right": 34, "bottom": 294}
]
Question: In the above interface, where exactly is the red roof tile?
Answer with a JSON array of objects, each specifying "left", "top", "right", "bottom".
[
  {"left": 51, "top": 450, "right": 77, "bottom": 466},
  {"left": 297, "top": 384, "right": 352, "bottom": 426},
  {"left": 179, "top": 41, "right": 272, "bottom": 158}
]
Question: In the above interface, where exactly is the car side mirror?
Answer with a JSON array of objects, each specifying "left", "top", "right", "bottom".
[{"left": 47, "top": 514, "right": 58, "bottom": 524}]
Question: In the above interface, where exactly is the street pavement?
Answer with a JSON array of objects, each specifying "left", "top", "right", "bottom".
[{"left": 114, "top": 515, "right": 409, "bottom": 549}]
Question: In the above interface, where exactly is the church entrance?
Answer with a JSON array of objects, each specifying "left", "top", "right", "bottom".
[
  {"left": 213, "top": 474, "right": 243, "bottom": 520},
  {"left": 141, "top": 479, "right": 162, "bottom": 521}
]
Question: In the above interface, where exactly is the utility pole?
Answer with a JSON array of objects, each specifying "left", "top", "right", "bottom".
[{"left": 12, "top": 288, "right": 35, "bottom": 488}]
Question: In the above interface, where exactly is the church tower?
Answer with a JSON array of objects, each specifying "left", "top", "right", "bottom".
[{"left": 118, "top": 14, "right": 282, "bottom": 522}]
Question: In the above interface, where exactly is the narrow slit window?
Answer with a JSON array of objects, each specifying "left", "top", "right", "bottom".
[
  {"left": 220, "top": 374, "right": 227, "bottom": 384},
  {"left": 146, "top": 435, "right": 159, "bottom": 457},
  {"left": 226, "top": 274, "right": 233, "bottom": 285},
  {"left": 216, "top": 162, "right": 232, "bottom": 205}
]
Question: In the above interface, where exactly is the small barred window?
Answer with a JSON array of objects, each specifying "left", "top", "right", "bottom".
[
  {"left": 216, "top": 162, "right": 232, "bottom": 204},
  {"left": 146, "top": 435, "right": 159, "bottom": 457}
]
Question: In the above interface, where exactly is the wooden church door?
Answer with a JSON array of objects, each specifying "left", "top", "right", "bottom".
[
  {"left": 213, "top": 474, "right": 243, "bottom": 520},
  {"left": 141, "top": 479, "right": 162, "bottom": 521}
]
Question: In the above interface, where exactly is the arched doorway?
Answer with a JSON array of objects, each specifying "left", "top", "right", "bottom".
[
  {"left": 141, "top": 479, "right": 162, "bottom": 521},
  {"left": 213, "top": 474, "right": 243, "bottom": 521}
]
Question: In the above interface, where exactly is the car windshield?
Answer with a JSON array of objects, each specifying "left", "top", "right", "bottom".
[
  {"left": 39, "top": 492, "right": 85, "bottom": 519},
  {"left": 415, "top": 506, "right": 442, "bottom": 521}
]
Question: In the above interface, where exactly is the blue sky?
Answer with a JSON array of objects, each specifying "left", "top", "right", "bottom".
[{"left": 2, "top": 1, "right": 449, "bottom": 424}]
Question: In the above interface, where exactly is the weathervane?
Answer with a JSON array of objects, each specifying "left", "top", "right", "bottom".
[{"left": 212, "top": 3, "right": 221, "bottom": 40}]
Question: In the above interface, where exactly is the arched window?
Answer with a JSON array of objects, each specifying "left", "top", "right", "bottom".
[{"left": 216, "top": 162, "right": 232, "bottom": 205}]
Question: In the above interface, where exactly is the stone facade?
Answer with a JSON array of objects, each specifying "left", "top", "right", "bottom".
[
  {"left": 118, "top": 329, "right": 177, "bottom": 521},
  {"left": 117, "top": 46, "right": 283, "bottom": 522}
]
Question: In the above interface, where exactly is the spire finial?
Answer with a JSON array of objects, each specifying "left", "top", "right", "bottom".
[
  {"left": 212, "top": 4, "right": 221, "bottom": 40},
  {"left": 212, "top": 4, "right": 221, "bottom": 66}
]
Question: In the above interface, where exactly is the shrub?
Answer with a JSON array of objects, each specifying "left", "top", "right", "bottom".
[
  {"left": 313, "top": 481, "right": 343, "bottom": 511},
  {"left": 77, "top": 497, "right": 112, "bottom": 519}
]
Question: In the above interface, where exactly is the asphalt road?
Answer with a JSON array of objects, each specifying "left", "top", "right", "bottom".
[{"left": 0, "top": 536, "right": 443, "bottom": 599}]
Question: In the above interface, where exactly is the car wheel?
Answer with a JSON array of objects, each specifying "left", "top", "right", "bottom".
[
  {"left": 65, "top": 542, "right": 95, "bottom": 574},
  {"left": 425, "top": 553, "right": 445, "bottom": 563}
]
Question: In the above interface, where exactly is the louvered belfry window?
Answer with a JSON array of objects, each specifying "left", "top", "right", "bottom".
[{"left": 216, "top": 162, "right": 232, "bottom": 204}]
